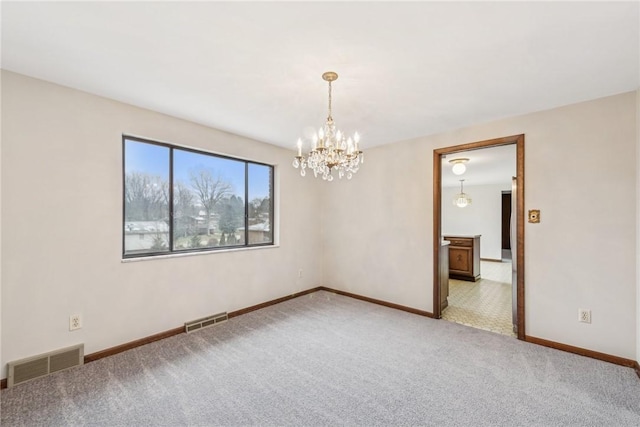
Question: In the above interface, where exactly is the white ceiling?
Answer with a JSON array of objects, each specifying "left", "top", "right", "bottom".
[
  {"left": 1, "top": 2, "right": 638, "bottom": 153},
  {"left": 441, "top": 144, "right": 516, "bottom": 188}
]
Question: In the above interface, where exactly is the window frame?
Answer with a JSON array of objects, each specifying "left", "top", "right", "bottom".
[{"left": 122, "top": 135, "right": 275, "bottom": 259}]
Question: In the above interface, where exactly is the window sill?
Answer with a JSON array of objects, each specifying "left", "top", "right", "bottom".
[{"left": 121, "top": 244, "right": 279, "bottom": 263}]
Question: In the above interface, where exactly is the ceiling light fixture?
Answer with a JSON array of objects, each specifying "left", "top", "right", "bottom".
[
  {"left": 292, "top": 71, "right": 363, "bottom": 181},
  {"left": 453, "top": 179, "right": 472, "bottom": 208},
  {"left": 449, "top": 158, "right": 469, "bottom": 175}
]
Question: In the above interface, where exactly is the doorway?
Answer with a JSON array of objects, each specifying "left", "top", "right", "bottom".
[{"left": 433, "top": 134, "right": 525, "bottom": 340}]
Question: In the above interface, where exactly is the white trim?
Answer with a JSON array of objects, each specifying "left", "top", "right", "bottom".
[{"left": 122, "top": 244, "right": 280, "bottom": 263}]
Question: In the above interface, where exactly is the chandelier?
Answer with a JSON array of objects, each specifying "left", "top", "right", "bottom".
[
  {"left": 453, "top": 179, "right": 472, "bottom": 208},
  {"left": 292, "top": 71, "right": 363, "bottom": 181}
]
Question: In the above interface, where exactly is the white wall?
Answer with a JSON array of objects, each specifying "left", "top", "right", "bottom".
[
  {"left": 1, "top": 71, "right": 637, "bottom": 382},
  {"left": 0, "top": 71, "right": 325, "bottom": 378},
  {"left": 321, "top": 137, "right": 434, "bottom": 309},
  {"left": 0, "top": 68, "right": 3, "bottom": 375},
  {"left": 323, "top": 91, "right": 638, "bottom": 360},
  {"left": 442, "top": 183, "right": 511, "bottom": 260},
  {"left": 636, "top": 89, "right": 639, "bottom": 364}
]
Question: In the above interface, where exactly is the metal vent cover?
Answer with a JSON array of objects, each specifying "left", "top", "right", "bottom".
[
  {"left": 7, "top": 344, "right": 84, "bottom": 388},
  {"left": 185, "top": 312, "right": 228, "bottom": 333}
]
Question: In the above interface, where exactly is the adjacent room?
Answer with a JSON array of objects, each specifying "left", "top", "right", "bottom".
[
  {"left": 1, "top": 1, "right": 639, "bottom": 425},
  {"left": 440, "top": 145, "right": 517, "bottom": 336}
]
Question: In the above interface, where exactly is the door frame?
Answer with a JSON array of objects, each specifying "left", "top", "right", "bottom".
[{"left": 432, "top": 134, "right": 525, "bottom": 340}]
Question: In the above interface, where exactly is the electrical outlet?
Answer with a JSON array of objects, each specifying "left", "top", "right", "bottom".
[
  {"left": 298, "top": 269, "right": 303, "bottom": 278},
  {"left": 69, "top": 314, "right": 82, "bottom": 331},
  {"left": 578, "top": 309, "right": 591, "bottom": 324}
]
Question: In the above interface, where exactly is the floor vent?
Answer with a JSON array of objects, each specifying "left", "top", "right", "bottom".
[
  {"left": 7, "top": 344, "right": 84, "bottom": 388},
  {"left": 185, "top": 312, "right": 228, "bottom": 333}
]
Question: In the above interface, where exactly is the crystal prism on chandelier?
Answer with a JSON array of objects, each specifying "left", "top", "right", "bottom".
[{"left": 292, "top": 71, "right": 363, "bottom": 181}]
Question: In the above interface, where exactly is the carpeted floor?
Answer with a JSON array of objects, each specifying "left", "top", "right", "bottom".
[{"left": 2, "top": 290, "right": 640, "bottom": 426}]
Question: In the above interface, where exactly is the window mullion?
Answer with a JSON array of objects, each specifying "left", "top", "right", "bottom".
[
  {"left": 169, "top": 148, "right": 174, "bottom": 252},
  {"left": 244, "top": 162, "right": 249, "bottom": 246}
]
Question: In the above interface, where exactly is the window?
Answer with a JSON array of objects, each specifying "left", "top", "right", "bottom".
[{"left": 123, "top": 136, "right": 274, "bottom": 257}]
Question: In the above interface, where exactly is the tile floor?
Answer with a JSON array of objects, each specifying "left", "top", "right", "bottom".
[{"left": 442, "top": 260, "right": 515, "bottom": 337}]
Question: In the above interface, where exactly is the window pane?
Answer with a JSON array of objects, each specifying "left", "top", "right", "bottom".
[
  {"left": 173, "top": 150, "right": 245, "bottom": 250},
  {"left": 247, "top": 163, "right": 273, "bottom": 244},
  {"left": 123, "top": 136, "right": 274, "bottom": 258},
  {"left": 124, "top": 140, "right": 170, "bottom": 256}
]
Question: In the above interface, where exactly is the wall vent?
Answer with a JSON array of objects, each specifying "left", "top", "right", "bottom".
[
  {"left": 7, "top": 344, "right": 84, "bottom": 388},
  {"left": 185, "top": 312, "right": 228, "bottom": 333}
]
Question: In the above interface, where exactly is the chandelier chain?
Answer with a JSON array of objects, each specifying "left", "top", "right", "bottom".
[{"left": 327, "top": 80, "right": 333, "bottom": 121}]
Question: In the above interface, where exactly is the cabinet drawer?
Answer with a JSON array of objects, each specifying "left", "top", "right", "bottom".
[{"left": 445, "top": 238, "right": 472, "bottom": 247}]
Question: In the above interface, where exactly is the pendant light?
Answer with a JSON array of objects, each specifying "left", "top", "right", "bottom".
[{"left": 453, "top": 179, "right": 472, "bottom": 208}]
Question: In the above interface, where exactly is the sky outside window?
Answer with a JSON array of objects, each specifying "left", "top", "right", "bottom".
[
  {"left": 125, "top": 139, "right": 269, "bottom": 199},
  {"left": 125, "top": 140, "right": 169, "bottom": 179},
  {"left": 173, "top": 149, "right": 245, "bottom": 196}
]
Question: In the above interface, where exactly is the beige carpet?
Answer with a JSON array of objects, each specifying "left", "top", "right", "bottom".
[
  {"left": 2, "top": 290, "right": 640, "bottom": 426},
  {"left": 442, "top": 260, "right": 515, "bottom": 336}
]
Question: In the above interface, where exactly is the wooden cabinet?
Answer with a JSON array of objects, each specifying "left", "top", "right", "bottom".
[{"left": 443, "top": 235, "right": 481, "bottom": 282}]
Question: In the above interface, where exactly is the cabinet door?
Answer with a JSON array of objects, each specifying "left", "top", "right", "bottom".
[{"left": 449, "top": 247, "right": 472, "bottom": 275}]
